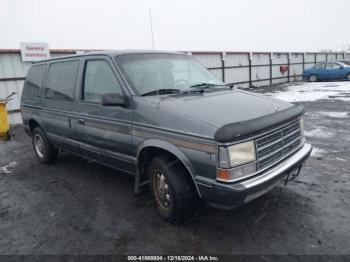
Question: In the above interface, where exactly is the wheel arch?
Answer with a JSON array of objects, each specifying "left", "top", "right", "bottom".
[
  {"left": 345, "top": 70, "right": 350, "bottom": 79},
  {"left": 308, "top": 73, "right": 319, "bottom": 81},
  {"left": 135, "top": 139, "right": 201, "bottom": 197},
  {"left": 28, "top": 117, "right": 45, "bottom": 135}
]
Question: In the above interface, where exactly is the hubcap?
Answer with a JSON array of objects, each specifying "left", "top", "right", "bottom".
[
  {"left": 153, "top": 171, "right": 171, "bottom": 210},
  {"left": 34, "top": 134, "right": 45, "bottom": 158}
]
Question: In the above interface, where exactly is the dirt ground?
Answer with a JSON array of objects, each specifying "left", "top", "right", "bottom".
[{"left": 0, "top": 82, "right": 349, "bottom": 255}]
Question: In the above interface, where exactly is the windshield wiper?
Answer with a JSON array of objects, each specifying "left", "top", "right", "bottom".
[
  {"left": 186, "top": 83, "right": 228, "bottom": 93},
  {"left": 189, "top": 82, "right": 226, "bottom": 89},
  {"left": 141, "top": 88, "right": 181, "bottom": 96}
]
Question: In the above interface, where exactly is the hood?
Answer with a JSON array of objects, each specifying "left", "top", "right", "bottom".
[{"left": 134, "top": 89, "right": 304, "bottom": 142}]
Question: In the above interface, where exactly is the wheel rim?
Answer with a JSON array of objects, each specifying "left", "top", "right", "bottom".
[
  {"left": 34, "top": 134, "right": 45, "bottom": 158},
  {"left": 310, "top": 75, "right": 317, "bottom": 82},
  {"left": 347, "top": 74, "right": 350, "bottom": 81},
  {"left": 153, "top": 170, "right": 171, "bottom": 211}
]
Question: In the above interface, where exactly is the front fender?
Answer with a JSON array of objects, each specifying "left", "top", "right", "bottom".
[{"left": 135, "top": 139, "right": 201, "bottom": 197}]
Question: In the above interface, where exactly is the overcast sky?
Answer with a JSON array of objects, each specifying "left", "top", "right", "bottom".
[{"left": 2, "top": 0, "right": 350, "bottom": 52}]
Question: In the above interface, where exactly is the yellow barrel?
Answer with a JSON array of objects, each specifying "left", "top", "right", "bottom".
[{"left": 0, "top": 102, "right": 10, "bottom": 139}]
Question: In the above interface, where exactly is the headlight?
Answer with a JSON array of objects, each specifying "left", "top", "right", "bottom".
[{"left": 219, "top": 141, "right": 256, "bottom": 168}]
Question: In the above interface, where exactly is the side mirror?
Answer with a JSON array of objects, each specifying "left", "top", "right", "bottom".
[{"left": 101, "top": 93, "right": 127, "bottom": 107}]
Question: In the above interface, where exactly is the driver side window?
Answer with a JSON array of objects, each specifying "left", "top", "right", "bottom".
[
  {"left": 83, "top": 60, "right": 122, "bottom": 102},
  {"left": 315, "top": 63, "right": 325, "bottom": 69}
]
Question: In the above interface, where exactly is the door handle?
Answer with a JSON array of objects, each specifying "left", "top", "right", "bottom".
[{"left": 78, "top": 118, "right": 85, "bottom": 125}]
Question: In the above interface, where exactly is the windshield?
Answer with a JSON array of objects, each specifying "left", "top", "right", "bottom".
[
  {"left": 339, "top": 61, "right": 350, "bottom": 66},
  {"left": 115, "top": 53, "right": 225, "bottom": 95}
]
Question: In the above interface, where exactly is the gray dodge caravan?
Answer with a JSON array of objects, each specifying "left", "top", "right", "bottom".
[{"left": 21, "top": 51, "right": 312, "bottom": 223}]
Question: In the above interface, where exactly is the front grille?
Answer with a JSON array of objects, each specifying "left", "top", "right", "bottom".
[{"left": 256, "top": 120, "right": 302, "bottom": 170}]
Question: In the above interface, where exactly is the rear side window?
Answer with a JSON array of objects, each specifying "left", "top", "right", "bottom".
[
  {"left": 83, "top": 60, "right": 122, "bottom": 102},
  {"left": 23, "top": 64, "right": 46, "bottom": 98},
  {"left": 45, "top": 60, "right": 79, "bottom": 101}
]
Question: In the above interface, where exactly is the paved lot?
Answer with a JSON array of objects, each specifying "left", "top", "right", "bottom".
[{"left": 0, "top": 81, "right": 349, "bottom": 255}]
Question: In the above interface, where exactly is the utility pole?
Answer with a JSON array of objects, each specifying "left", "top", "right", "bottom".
[{"left": 149, "top": 8, "right": 155, "bottom": 50}]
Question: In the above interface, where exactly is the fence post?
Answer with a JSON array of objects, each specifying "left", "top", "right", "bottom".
[
  {"left": 314, "top": 53, "right": 317, "bottom": 65},
  {"left": 302, "top": 53, "right": 305, "bottom": 73},
  {"left": 221, "top": 52, "right": 226, "bottom": 83},
  {"left": 269, "top": 53, "right": 273, "bottom": 86},
  {"left": 326, "top": 53, "right": 328, "bottom": 62},
  {"left": 287, "top": 53, "right": 291, "bottom": 83},
  {"left": 249, "top": 52, "right": 252, "bottom": 88}
]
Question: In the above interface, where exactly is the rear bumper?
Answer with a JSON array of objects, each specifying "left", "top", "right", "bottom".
[{"left": 196, "top": 143, "right": 312, "bottom": 210}]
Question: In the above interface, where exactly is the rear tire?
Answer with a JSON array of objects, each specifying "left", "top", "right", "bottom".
[
  {"left": 308, "top": 74, "right": 318, "bottom": 82},
  {"left": 32, "top": 127, "right": 58, "bottom": 164},
  {"left": 148, "top": 156, "right": 197, "bottom": 224}
]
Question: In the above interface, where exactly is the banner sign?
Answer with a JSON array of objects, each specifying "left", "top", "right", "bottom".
[{"left": 20, "top": 42, "right": 50, "bottom": 62}]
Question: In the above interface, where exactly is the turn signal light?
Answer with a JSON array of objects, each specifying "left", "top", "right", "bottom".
[{"left": 217, "top": 169, "right": 231, "bottom": 181}]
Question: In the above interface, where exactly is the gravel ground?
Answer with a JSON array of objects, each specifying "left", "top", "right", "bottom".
[{"left": 0, "top": 81, "right": 349, "bottom": 256}]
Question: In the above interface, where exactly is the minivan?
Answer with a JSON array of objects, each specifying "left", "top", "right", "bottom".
[{"left": 21, "top": 51, "right": 312, "bottom": 223}]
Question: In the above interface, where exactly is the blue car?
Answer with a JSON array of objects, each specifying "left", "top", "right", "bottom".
[{"left": 303, "top": 61, "right": 350, "bottom": 82}]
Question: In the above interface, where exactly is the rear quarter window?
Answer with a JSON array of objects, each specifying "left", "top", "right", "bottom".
[
  {"left": 23, "top": 64, "right": 46, "bottom": 98},
  {"left": 45, "top": 60, "right": 79, "bottom": 101}
]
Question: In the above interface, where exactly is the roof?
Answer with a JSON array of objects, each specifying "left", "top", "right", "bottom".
[
  {"left": 0, "top": 48, "right": 99, "bottom": 54},
  {"left": 31, "top": 49, "right": 185, "bottom": 63}
]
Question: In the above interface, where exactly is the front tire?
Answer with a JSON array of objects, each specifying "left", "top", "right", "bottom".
[
  {"left": 32, "top": 127, "right": 58, "bottom": 164},
  {"left": 346, "top": 73, "right": 350, "bottom": 81},
  {"left": 308, "top": 74, "right": 318, "bottom": 82},
  {"left": 148, "top": 156, "right": 197, "bottom": 224}
]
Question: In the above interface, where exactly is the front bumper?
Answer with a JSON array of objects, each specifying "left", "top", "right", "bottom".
[{"left": 196, "top": 143, "right": 312, "bottom": 210}]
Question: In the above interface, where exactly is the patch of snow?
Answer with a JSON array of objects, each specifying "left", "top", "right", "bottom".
[
  {"left": 0, "top": 162, "right": 17, "bottom": 175},
  {"left": 335, "top": 157, "right": 346, "bottom": 162},
  {"left": 271, "top": 90, "right": 339, "bottom": 102},
  {"left": 318, "top": 111, "right": 348, "bottom": 118},
  {"left": 304, "top": 128, "right": 334, "bottom": 139},
  {"left": 267, "top": 81, "right": 350, "bottom": 102},
  {"left": 334, "top": 97, "right": 350, "bottom": 102},
  {"left": 310, "top": 147, "right": 326, "bottom": 158}
]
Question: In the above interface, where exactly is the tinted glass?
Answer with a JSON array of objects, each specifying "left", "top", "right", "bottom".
[
  {"left": 23, "top": 64, "right": 46, "bottom": 98},
  {"left": 45, "top": 60, "right": 79, "bottom": 101},
  {"left": 83, "top": 60, "right": 122, "bottom": 102},
  {"left": 115, "top": 54, "right": 224, "bottom": 95}
]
